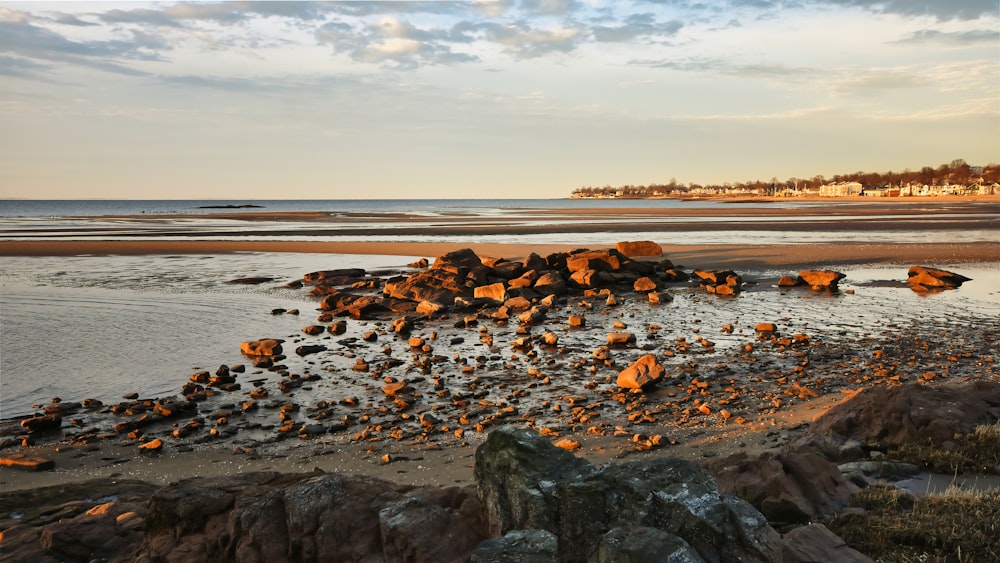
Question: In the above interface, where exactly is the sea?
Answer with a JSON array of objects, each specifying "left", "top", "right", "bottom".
[{"left": 1, "top": 199, "right": 998, "bottom": 419}]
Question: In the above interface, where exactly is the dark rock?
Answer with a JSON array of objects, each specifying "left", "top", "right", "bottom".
[
  {"left": 474, "top": 427, "right": 780, "bottom": 562},
  {"left": 589, "top": 527, "right": 703, "bottom": 562},
  {"left": 303, "top": 269, "right": 367, "bottom": 283},
  {"left": 227, "top": 277, "right": 274, "bottom": 285},
  {"left": 781, "top": 523, "right": 874, "bottom": 563},
  {"left": 295, "top": 345, "right": 327, "bottom": 356},
  {"left": 705, "top": 451, "right": 858, "bottom": 525},
  {"left": 907, "top": 265, "right": 972, "bottom": 291},
  {"left": 471, "top": 529, "right": 559, "bottom": 563},
  {"left": 797, "top": 381, "right": 1000, "bottom": 455},
  {"left": 615, "top": 240, "right": 663, "bottom": 258},
  {"left": 137, "top": 471, "right": 486, "bottom": 562}
]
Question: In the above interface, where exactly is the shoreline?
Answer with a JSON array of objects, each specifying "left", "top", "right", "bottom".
[{"left": 1, "top": 240, "right": 998, "bottom": 270}]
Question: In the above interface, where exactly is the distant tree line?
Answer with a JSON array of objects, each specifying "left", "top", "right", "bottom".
[{"left": 571, "top": 159, "right": 1000, "bottom": 198}]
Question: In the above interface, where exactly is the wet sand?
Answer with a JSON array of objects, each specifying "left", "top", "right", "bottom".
[{"left": 2, "top": 201, "right": 998, "bottom": 493}]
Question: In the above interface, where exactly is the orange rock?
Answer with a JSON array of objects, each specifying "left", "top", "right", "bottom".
[
  {"left": 554, "top": 438, "right": 581, "bottom": 451},
  {"left": 139, "top": 438, "right": 163, "bottom": 452}
]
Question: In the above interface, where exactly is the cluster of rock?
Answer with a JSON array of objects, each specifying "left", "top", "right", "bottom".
[
  {"left": 0, "top": 426, "right": 875, "bottom": 562},
  {"left": 6, "top": 381, "right": 999, "bottom": 562}
]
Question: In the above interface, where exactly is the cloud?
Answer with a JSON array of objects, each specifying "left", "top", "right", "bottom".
[
  {"left": 815, "top": 0, "right": 999, "bottom": 21},
  {"left": 316, "top": 16, "right": 480, "bottom": 68},
  {"left": 895, "top": 28, "right": 1000, "bottom": 45},
  {"left": 0, "top": 55, "right": 52, "bottom": 79},
  {"left": 478, "top": 21, "right": 582, "bottom": 58},
  {"left": 0, "top": 19, "right": 162, "bottom": 76},
  {"left": 591, "top": 13, "right": 684, "bottom": 42},
  {"left": 519, "top": 0, "right": 581, "bottom": 16}
]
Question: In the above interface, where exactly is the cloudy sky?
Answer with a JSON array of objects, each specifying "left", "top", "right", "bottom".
[{"left": 1, "top": 1, "right": 997, "bottom": 200}]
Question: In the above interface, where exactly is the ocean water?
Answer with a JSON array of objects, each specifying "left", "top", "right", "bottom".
[
  {"left": 1, "top": 199, "right": 998, "bottom": 419},
  {"left": 2, "top": 198, "right": 997, "bottom": 246}
]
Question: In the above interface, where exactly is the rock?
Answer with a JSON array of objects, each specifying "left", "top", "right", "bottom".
[
  {"left": 139, "top": 438, "right": 164, "bottom": 452},
  {"left": 20, "top": 414, "right": 61, "bottom": 432},
  {"left": 589, "top": 527, "right": 703, "bottom": 563},
  {"left": 706, "top": 451, "right": 858, "bottom": 525},
  {"left": 383, "top": 380, "right": 411, "bottom": 396},
  {"left": 566, "top": 250, "right": 621, "bottom": 273},
  {"left": 568, "top": 315, "right": 586, "bottom": 328},
  {"left": 616, "top": 354, "right": 665, "bottom": 391},
  {"left": 227, "top": 277, "right": 274, "bottom": 285},
  {"left": 755, "top": 323, "right": 777, "bottom": 333},
  {"left": 471, "top": 529, "right": 559, "bottom": 563},
  {"left": 615, "top": 240, "right": 663, "bottom": 258},
  {"left": 518, "top": 306, "right": 548, "bottom": 325},
  {"left": 408, "top": 258, "right": 429, "bottom": 269},
  {"left": 798, "top": 381, "right": 1000, "bottom": 455},
  {"left": 240, "top": 339, "right": 284, "bottom": 356},
  {"left": 796, "top": 270, "right": 845, "bottom": 289},
  {"left": 301, "top": 325, "right": 326, "bottom": 336},
  {"left": 607, "top": 332, "right": 636, "bottom": 347},
  {"left": 0, "top": 454, "right": 55, "bottom": 471},
  {"left": 533, "top": 272, "right": 568, "bottom": 295},
  {"left": 777, "top": 275, "right": 800, "bottom": 287},
  {"left": 304, "top": 268, "right": 367, "bottom": 283},
  {"left": 295, "top": 345, "right": 327, "bottom": 356},
  {"left": 416, "top": 300, "right": 444, "bottom": 316},
  {"left": 432, "top": 248, "right": 487, "bottom": 274},
  {"left": 781, "top": 523, "right": 874, "bottom": 563},
  {"left": 136, "top": 471, "right": 487, "bottom": 563},
  {"left": 474, "top": 427, "right": 780, "bottom": 562},
  {"left": 907, "top": 265, "right": 972, "bottom": 291},
  {"left": 633, "top": 276, "right": 658, "bottom": 293},
  {"left": 474, "top": 282, "right": 507, "bottom": 304},
  {"left": 385, "top": 269, "right": 474, "bottom": 304}
]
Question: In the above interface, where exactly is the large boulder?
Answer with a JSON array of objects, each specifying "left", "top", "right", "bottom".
[
  {"left": 240, "top": 339, "right": 284, "bottom": 356},
  {"left": 906, "top": 265, "right": 972, "bottom": 291},
  {"left": 474, "top": 427, "right": 781, "bottom": 562},
  {"left": 384, "top": 269, "right": 475, "bottom": 304},
  {"left": 137, "top": 471, "right": 487, "bottom": 562},
  {"left": 615, "top": 240, "right": 663, "bottom": 258},
  {"left": 705, "top": 451, "right": 858, "bottom": 525},
  {"left": 616, "top": 354, "right": 665, "bottom": 391},
  {"left": 432, "top": 248, "right": 486, "bottom": 274},
  {"left": 781, "top": 523, "right": 874, "bottom": 563},
  {"left": 798, "top": 381, "right": 1000, "bottom": 455},
  {"left": 796, "top": 270, "right": 845, "bottom": 290}
]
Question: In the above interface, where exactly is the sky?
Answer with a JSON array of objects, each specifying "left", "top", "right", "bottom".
[{"left": 1, "top": 1, "right": 997, "bottom": 200}]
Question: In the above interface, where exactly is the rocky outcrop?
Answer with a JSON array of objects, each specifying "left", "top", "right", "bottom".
[
  {"left": 906, "top": 265, "right": 972, "bottom": 291},
  {"left": 705, "top": 451, "right": 858, "bottom": 525},
  {"left": 474, "top": 427, "right": 781, "bottom": 562},
  {"left": 797, "top": 381, "right": 1000, "bottom": 456},
  {"left": 136, "top": 471, "right": 487, "bottom": 563}
]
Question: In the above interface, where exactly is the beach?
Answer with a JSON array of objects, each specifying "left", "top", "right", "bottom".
[{"left": 2, "top": 198, "right": 998, "bottom": 497}]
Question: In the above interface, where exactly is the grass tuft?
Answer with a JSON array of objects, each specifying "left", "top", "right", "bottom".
[
  {"left": 885, "top": 422, "right": 1000, "bottom": 475},
  {"left": 828, "top": 483, "right": 1000, "bottom": 562}
]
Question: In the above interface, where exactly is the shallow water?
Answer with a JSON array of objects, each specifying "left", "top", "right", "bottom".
[{"left": 2, "top": 252, "right": 997, "bottom": 420}]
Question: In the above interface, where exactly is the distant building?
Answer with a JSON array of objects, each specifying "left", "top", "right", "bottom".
[{"left": 819, "top": 182, "right": 863, "bottom": 197}]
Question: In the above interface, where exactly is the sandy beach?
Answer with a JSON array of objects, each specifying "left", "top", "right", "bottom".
[{"left": 2, "top": 200, "right": 998, "bottom": 494}]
